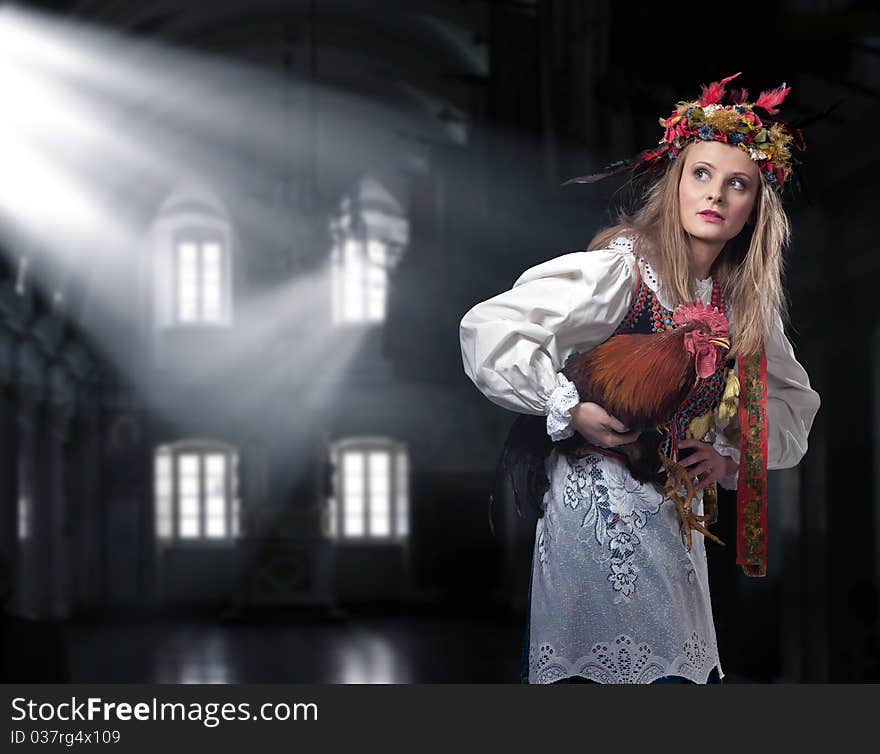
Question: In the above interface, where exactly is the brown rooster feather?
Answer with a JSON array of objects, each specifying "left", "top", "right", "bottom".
[{"left": 496, "top": 301, "right": 730, "bottom": 523}]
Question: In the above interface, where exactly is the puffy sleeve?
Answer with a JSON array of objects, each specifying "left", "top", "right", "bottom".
[
  {"left": 459, "top": 249, "right": 636, "bottom": 425},
  {"left": 763, "top": 309, "right": 821, "bottom": 469},
  {"left": 711, "top": 308, "right": 821, "bottom": 488},
  {"left": 712, "top": 420, "right": 741, "bottom": 491}
]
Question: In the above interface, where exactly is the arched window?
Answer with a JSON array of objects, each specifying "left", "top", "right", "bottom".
[
  {"left": 173, "top": 229, "right": 226, "bottom": 324},
  {"left": 151, "top": 181, "right": 233, "bottom": 330},
  {"left": 326, "top": 437, "right": 409, "bottom": 541},
  {"left": 330, "top": 177, "right": 408, "bottom": 325},
  {"left": 154, "top": 440, "right": 240, "bottom": 544}
]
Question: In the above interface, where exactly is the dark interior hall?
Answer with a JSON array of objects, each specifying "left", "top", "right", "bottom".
[{"left": 1, "top": 0, "right": 878, "bottom": 684}]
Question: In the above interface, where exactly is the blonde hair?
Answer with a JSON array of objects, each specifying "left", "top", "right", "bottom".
[{"left": 588, "top": 143, "right": 790, "bottom": 361}]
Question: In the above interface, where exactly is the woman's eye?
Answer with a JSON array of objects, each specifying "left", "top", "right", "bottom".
[
  {"left": 695, "top": 168, "right": 709, "bottom": 180},
  {"left": 730, "top": 178, "right": 746, "bottom": 190}
]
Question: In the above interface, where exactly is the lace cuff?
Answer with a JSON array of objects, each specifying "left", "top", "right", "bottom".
[
  {"left": 713, "top": 443, "right": 740, "bottom": 490},
  {"left": 546, "top": 373, "right": 580, "bottom": 441}
]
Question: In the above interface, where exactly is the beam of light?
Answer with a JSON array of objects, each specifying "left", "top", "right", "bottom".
[
  {"left": 0, "top": 5, "right": 440, "bottom": 175},
  {"left": 0, "top": 10, "right": 437, "bottom": 230},
  {"left": 0, "top": 7, "right": 428, "bottom": 380},
  {"left": 0, "top": 55, "right": 202, "bottom": 210},
  {"left": 0, "top": 61, "right": 140, "bottom": 248},
  {"left": 138, "top": 274, "right": 373, "bottom": 436},
  {"left": 0, "top": 3, "right": 542, "bottom": 462}
]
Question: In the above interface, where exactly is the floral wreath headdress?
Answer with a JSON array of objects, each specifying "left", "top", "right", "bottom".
[{"left": 566, "top": 72, "right": 805, "bottom": 190}]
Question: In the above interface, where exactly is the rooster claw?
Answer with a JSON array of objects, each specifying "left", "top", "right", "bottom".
[
  {"left": 658, "top": 451, "right": 726, "bottom": 552},
  {"left": 680, "top": 511, "right": 725, "bottom": 550}
]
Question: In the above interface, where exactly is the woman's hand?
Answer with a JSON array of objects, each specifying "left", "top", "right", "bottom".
[
  {"left": 678, "top": 438, "right": 738, "bottom": 493},
  {"left": 569, "top": 402, "right": 642, "bottom": 447}
]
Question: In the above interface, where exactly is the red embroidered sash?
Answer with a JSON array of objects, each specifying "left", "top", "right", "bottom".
[{"left": 736, "top": 348, "right": 768, "bottom": 577}]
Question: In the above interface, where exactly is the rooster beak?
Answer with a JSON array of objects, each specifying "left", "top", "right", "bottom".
[{"left": 709, "top": 336, "right": 730, "bottom": 350}]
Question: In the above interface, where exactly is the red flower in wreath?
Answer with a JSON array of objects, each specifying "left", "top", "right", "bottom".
[{"left": 663, "top": 115, "right": 691, "bottom": 143}]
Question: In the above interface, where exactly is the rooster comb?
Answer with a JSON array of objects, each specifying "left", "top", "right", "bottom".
[{"left": 672, "top": 300, "right": 729, "bottom": 334}]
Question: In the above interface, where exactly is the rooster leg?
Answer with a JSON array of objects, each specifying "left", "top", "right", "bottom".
[
  {"left": 686, "top": 518, "right": 724, "bottom": 547},
  {"left": 658, "top": 452, "right": 725, "bottom": 550}
]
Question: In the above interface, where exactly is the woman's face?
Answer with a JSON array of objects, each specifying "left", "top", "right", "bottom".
[{"left": 678, "top": 140, "right": 761, "bottom": 246}]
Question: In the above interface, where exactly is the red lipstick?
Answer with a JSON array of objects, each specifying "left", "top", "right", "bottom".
[{"left": 698, "top": 209, "right": 724, "bottom": 223}]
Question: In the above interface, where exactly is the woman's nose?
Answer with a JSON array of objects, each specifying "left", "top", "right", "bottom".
[{"left": 707, "top": 185, "right": 724, "bottom": 203}]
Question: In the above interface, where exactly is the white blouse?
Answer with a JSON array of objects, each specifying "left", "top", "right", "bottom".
[{"left": 459, "top": 237, "right": 821, "bottom": 684}]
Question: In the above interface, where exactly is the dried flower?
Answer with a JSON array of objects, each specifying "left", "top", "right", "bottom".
[
  {"left": 773, "top": 144, "right": 791, "bottom": 165},
  {"left": 768, "top": 123, "right": 792, "bottom": 144},
  {"left": 704, "top": 108, "right": 740, "bottom": 132}
]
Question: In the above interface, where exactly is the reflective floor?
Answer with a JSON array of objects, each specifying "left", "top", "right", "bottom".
[
  {"left": 61, "top": 614, "right": 524, "bottom": 684},
  {"left": 2, "top": 609, "right": 756, "bottom": 683}
]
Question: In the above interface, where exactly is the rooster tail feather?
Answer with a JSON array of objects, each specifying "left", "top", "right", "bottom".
[
  {"left": 614, "top": 430, "right": 665, "bottom": 486},
  {"left": 495, "top": 414, "right": 553, "bottom": 521}
]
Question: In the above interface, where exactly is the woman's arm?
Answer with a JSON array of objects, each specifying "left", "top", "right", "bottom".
[
  {"left": 710, "top": 424, "right": 742, "bottom": 490},
  {"left": 459, "top": 249, "right": 636, "bottom": 428},
  {"left": 701, "top": 308, "right": 820, "bottom": 489},
  {"left": 763, "top": 309, "right": 821, "bottom": 469},
  {"left": 677, "top": 302, "right": 821, "bottom": 491}
]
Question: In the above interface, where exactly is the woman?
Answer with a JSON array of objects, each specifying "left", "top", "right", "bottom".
[{"left": 459, "top": 74, "right": 821, "bottom": 684}]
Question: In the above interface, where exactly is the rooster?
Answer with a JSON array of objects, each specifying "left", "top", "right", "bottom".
[{"left": 499, "top": 301, "right": 731, "bottom": 548}]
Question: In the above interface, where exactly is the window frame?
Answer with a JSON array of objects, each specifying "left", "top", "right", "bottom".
[
  {"left": 330, "top": 235, "right": 390, "bottom": 326},
  {"left": 171, "top": 227, "right": 230, "bottom": 327},
  {"left": 154, "top": 440, "right": 241, "bottom": 547},
  {"left": 327, "top": 437, "right": 409, "bottom": 545},
  {"left": 329, "top": 188, "right": 408, "bottom": 327}
]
